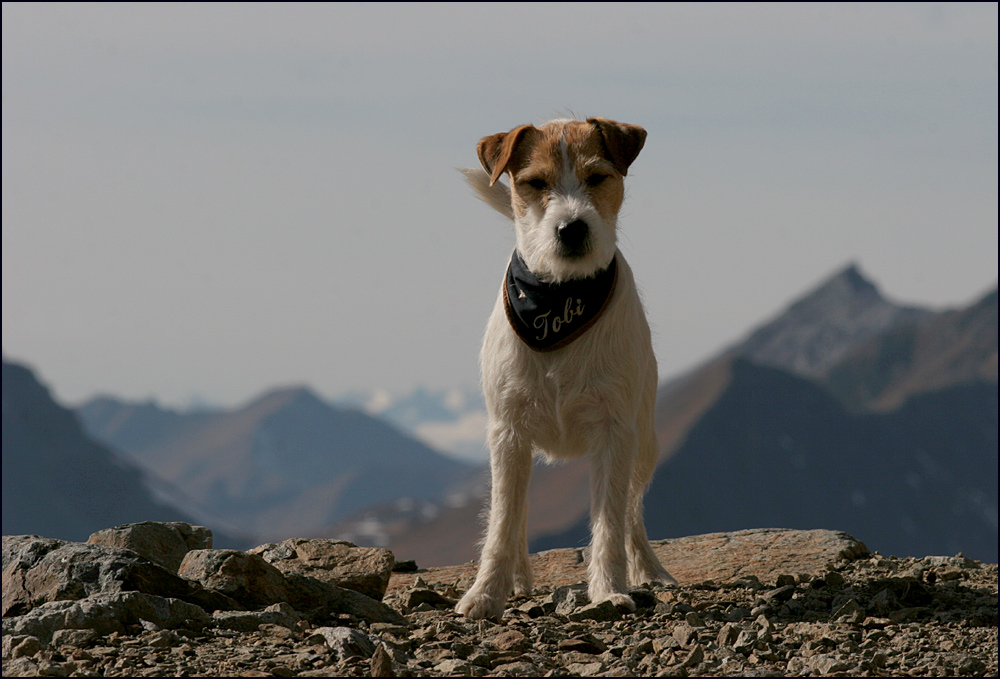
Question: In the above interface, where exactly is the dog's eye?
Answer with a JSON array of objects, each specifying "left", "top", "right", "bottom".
[
  {"left": 526, "top": 178, "right": 548, "bottom": 191},
  {"left": 586, "top": 173, "right": 609, "bottom": 187}
]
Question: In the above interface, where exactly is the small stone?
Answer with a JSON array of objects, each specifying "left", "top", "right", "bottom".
[
  {"left": 681, "top": 644, "right": 704, "bottom": 668},
  {"left": 312, "top": 626, "right": 376, "bottom": 660},
  {"left": 146, "top": 629, "right": 180, "bottom": 648},
  {"left": 493, "top": 660, "right": 540, "bottom": 676},
  {"left": 51, "top": 628, "right": 98, "bottom": 648},
  {"left": 683, "top": 611, "right": 705, "bottom": 627},
  {"left": 516, "top": 600, "right": 545, "bottom": 617},
  {"left": 11, "top": 636, "right": 44, "bottom": 659},
  {"left": 404, "top": 588, "right": 454, "bottom": 611},
  {"left": 733, "top": 629, "right": 757, "bottom": 655},
  {"left": 732, "top": 575, "right": 765, "bottom": 590},
  {"left": 725, "top": 606, "right": 750, "bottom": 622},
  {"left": 824, "top": 571, "right": 846, "bottom": 588},
  {"left": 434, "top": 657, "right": 472, "bottom": 675},
  {"left": 565, "top": 661, "right": 606, "bottom": 676},
  {"left": 763, "top": 585, "right": 795, "bottom": 604},
  {"left": 832, "top": 598, "right": 866, "bottom": 624},
  {"left": 775, "top": 574, "right": 796, "bottom": 588},
  {"left": 553, "top": 584, "right": 590, "bottom": 615},
  {"left": 558, "top": 635, "right": 606, "bottom": 655},
  {"left": 369, "top": 643, "right": 395, "bottom": 677},
  {"left": 568, "top": 599, "right": 621, "bottom": 622},
  {"left": 673, "top": 623, "right": 697, "bottom": 647},
  {"left": 467, "top": 651, "right": 491, "bottom": 668},
  {"left": 813, "top": 654, "right": 852, "bottom": 674},
  {"left": 717, "top": 622, "right": 740, "bottom": 647},
  {"left": 957, "top": 657, "right": 987, "bottom": 676},
  {"left": 213, "top": 608, "right": 300, "bottom": 633},
  {"left": 491, "top": 629, "right": 528, "bottom": 652}
]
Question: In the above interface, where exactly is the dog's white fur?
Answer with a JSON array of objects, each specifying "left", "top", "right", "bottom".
[{"left": 456, "top": 118, "right": 676, "bottom": 620}]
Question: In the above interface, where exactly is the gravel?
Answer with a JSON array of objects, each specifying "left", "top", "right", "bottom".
[{"left": 3, "top": 553, "right": 996, "bottom": 677}]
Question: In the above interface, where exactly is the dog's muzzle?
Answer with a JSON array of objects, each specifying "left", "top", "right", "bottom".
[{"left": 557, "top": 219, "right": 590, "bottom": 257}]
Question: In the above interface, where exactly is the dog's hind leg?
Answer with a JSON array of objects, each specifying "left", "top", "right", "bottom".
[
  {"left": 626, "top": 494, "right": 677, "bottom": 586},
  {"left": 456, "top": 427, "right": 533, "bottom": 619},
  {"left": 626, "top": 426, "right": 677, "bottom": 586},
  {"left": 513, "top": 505, "right": 533, "bottom": 597}
]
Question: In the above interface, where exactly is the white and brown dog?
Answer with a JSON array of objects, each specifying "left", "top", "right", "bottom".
[{"left": 456, "top": 117, "right": 676, "bottom": 620}]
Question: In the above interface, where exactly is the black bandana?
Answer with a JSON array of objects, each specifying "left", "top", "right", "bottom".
[{"left": 503, "top": 250, "right": 618, "bottom": 352}]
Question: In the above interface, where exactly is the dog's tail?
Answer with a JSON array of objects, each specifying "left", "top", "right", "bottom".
[{"left": 460, "top": 168, "right": 514, "bottom": 221}]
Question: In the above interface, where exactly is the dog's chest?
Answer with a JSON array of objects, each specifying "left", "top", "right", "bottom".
[{"left": 510, "top": 354, "right": 622, "bottom": 456}]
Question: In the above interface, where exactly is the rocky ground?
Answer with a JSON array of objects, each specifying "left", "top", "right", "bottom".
[{"left": 3, "top": 523, "right": 996, "bottom": 677}]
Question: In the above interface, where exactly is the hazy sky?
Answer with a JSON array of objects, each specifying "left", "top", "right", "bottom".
[{"left": 3, "top": 3, "right": 997, "bottom": 409}]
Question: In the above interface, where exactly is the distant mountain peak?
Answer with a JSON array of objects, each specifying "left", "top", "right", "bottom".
[
  {"left": 787, "top": 262, "right": 881, "bottom": 313},
  {"left": 736, "top": 263, "right": 933, "bottom": 378},
  {"left": 831, "top": 262, "right": 878, "bottom": 294},
  {"left": 242, "top": 385, "right": 327, "bottom": 416}
]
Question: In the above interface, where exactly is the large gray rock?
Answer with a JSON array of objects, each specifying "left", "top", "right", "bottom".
[
  {"left": 283, "top": 572, "right": 405, "bottom": 625},
  {"left": 249, "top": 538, "right": 394, "bottom": 601},
  {"left": 310, "top": 626, "right": 377, "bottom": 659},
  {"left": 2, "top": 535, "right": 238, "bottom": 617},
  {"left": 87, "top": 521, "right": 212, "bottom": 572},
  {"left": 178, "top": 549, "right": 289, "bottom": 609},
  {"left": 179, "top": 548, "right": 405, "bottom": 625},
  {"left": 1, "top": 591, "right": 210, "bottom": 643}
]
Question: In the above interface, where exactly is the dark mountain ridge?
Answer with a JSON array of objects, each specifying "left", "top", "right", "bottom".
[
  {"left": 534, "top": 359, "right": 998, "bottom": 562},
  {"left": 1, "top": 360, "right": 238, "bottom": 543}
]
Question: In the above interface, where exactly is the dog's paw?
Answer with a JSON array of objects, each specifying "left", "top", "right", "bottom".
[
  {"left": 658, "top": 569, "right": 678, "bottom": 586},
  {"left": 633, "top": 568, "right": 678, "bottom": 587},
  {"left": 513, "top": 566, "right": 534, "bottom": 597},
  {"left": 591, "top": 591, "right": 636, "bottom": 612},
  {"left": 455, "top": 590, "right": 506, "bottom": 619},
  {"left": 629, "top": 557, "right": 679, "bottom": 587}
]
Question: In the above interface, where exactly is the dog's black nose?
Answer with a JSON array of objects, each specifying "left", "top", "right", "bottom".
[{"left": 558, "top": 219, "right": 589, "bottom": 252}]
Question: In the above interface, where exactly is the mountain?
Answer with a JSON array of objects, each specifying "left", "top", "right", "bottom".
[
  {"left": 335, "top": 386, "right": 488, "bottom": 463},
  {"left": 1, "top": 360, "right": 214, "bottom": 542},
  {"left": 735, "top": 263, "right": 935, "bottom": 378},
  {"left": 535, "top": 358, "right": 998, "bottom": 562},
  {"left": 824, "top": 287, "right": 998, "bottom": 411},
  {"left": 77, "top": 387, "right": 475, "bottom": 542},
  {"left": 349, "top": 265, "right": 997, "bottom": 566}
]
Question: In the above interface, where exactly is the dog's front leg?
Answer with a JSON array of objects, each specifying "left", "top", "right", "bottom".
[
  {"left": 456, "top": 429, "right": 532, "bottom": 619},
  {"left": 587, "top": 427, "right": 637, "bottom": 611}
]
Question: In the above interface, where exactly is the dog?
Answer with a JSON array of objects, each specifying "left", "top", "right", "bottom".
[{"left": 455, "top": 117, "right": 676, "bottom": 620}]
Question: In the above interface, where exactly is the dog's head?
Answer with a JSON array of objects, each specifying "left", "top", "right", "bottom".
[{"left": 477, "top": 117, "right": 646, "bottom": 283}]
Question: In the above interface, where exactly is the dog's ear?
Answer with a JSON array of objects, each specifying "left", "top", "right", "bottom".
[
  {"left": 587, "top": 117, "right": 647, "bottom": 176},
  {"left": 477, "top": 125, "right": 535, "bottom": 187}
]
